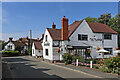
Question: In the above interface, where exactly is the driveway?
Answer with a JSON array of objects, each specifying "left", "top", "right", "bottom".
[{"left": 2, "top": 56, "right": 119, "bottom": 80}]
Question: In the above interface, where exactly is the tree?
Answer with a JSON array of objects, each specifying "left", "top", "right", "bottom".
[
  {"left": 98, "top": 13, "right": 111, "bottom": 25},
  {"left": 85, "top": 16, "right": 98, "bottom": 23},
  {"left": 0, "top": 40, "right": 5, "bottom": 51}
]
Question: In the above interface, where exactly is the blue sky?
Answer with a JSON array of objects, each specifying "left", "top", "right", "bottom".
[{"left": 2, "top": 2, "right": 118, "bottom": 41}]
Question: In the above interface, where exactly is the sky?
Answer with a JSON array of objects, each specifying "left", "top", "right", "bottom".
[{"left": 1, "top": 2, "right": 119, "bottom": 41}]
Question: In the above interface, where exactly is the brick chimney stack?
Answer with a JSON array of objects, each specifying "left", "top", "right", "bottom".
[
  {"left": 9, "top": 37, "right": 13, "bottom": 41},
  {"left": 19, "top": 38, "right": 22, "bottom": 42},
  {"left": 61, "top": 16, "right": 68, "bottom": 40},
  {"left": 52, "top": 22, "right": 56, "bottom": 29}
]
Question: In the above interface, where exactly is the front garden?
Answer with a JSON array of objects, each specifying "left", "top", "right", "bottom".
[{"left": 62, "top": 53, "right": 120, "bottom": 75}]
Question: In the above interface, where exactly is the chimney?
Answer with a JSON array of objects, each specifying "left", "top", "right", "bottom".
[
  {"left": 52, "top": 22, "right": 56, "bottom": 29},
  {"left": 19, "top": 38, "right": 22, "bottom": 42},
  {"left": 42, "top": 34, "right": 44, "bottom": 39},
  {"left": 9, "top": 37, "right": 13, "bottom": 41},
  {"left": 61, "top": 16, "right": 68, "bottom": 40},
  {"left": 37, "top": 38, "right": 39, "bottom": 40}
]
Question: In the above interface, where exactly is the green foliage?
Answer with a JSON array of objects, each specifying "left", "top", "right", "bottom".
[
  {"left": 0, "top": 40, "right": 5, "bottom": 50},
  {"left": 85, "top": 16, "right": 98, "bottom": 23},
  {"left": 100, "top": 56, "right": 120, "bottom": 74},
  {"left": 28, "top": 47, "right": 32, "bottom": 56},
  {"left": 1, "top": 50, "right": 19, "bottom": 56},
  {"left": 15, "top": 46, "right": 24, "bottom": 53},
  {"left": 63, "top": 53, "right": 73, "bottom": 65},
  {"left": 72, "top": 56, "right": 85, "bottom": 63},
  {"left": 98, "top": 13, "right": 111, "bottom": 25}
]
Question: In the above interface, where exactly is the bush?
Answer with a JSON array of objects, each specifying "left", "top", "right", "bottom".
[
  {"left": 72, "top": 56, "right": 85, "bottom": 63},
  {"left": 1, "top": 50, "right": 19, "bottom": 56},
  {"left": 100, "top": 56, "right": 120, "bottom": 74},
  {"left": 63, "top": 53, "right": 73, "bottom": 65}
]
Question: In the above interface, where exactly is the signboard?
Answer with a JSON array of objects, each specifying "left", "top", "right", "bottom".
[{"left": 90, "top": 38, "right": 102, "bottom": 41}]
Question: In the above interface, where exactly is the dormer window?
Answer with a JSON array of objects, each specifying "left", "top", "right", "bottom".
[
  {"left": 104, "top": 34, "right": 112, "bottom": 40},
  {"left": 45, "top": 35, "right": 48, "bottom": 41}
]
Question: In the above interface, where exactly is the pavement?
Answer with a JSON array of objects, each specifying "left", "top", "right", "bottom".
[{"left": 2, "top": 56, "right": 120, "bottom": 80}]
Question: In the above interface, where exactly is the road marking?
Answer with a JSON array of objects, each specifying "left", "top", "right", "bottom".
[{"left": 41, "top": 61, "right": 103, "bottom": 78}]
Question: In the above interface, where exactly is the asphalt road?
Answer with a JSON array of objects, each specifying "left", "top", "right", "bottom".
[{"left": 2, "top": 56, "right": 118, "bottom": 80}]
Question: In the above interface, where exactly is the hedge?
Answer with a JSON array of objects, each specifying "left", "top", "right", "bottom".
[{"left": 0, "top": 50, "right": 19, "bottom": 56}]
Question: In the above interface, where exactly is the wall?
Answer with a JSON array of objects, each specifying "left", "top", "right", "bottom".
[
  {"left": 42, "top": 29, "right": 53, "bottom": 61},
  {"left": 4, "top": 42, "right": 15, "bottom": 51},
  {"left": 32, "top": 43, "right": 42, "bottom": 56},
  {"left": 69, "top": 20, "right": 118, "bottom": 58}
]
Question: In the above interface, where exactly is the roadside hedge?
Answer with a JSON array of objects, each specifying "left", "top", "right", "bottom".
[{"left": 1, "top": 50, "right": 19, "bottom": 56}]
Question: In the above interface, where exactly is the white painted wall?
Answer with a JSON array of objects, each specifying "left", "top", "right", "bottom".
[
  {"left": 32, "top": 43, "right": 43, "bottom": 57},
  {"left": 4, "top": 42, "right": 15, "bottom": 51},
  {"left": 42, "top": 29, "right": 53, "bottom": 61},
  {"left": 69, "top": 20, "right": 118, "bottom": 58}
]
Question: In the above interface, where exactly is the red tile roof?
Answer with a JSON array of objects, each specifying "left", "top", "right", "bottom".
[
  {"left": 87, "top": 22, "right": 117, "bottom": 34},
  {"left": 47, "top": 20, "right": 117, "bottom": 40},
  {"left": 33, "top": 39, "right": 43, "bottom": 50},
  {"left": 47, "top": 28, "right": 61, "bottom": 40}
]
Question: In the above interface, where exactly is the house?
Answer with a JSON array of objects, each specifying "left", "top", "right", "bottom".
[
  {"left": 42, "top": 16, "right": 118, "bottom": 61},
  {"left": 4, "top": 38, "right": 28, "bottom": 53},
  {"left": 32, "top": 34, "right": 44, "bottom": 57}
]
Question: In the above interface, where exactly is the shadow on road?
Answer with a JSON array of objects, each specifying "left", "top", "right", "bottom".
[{"left": 2, "top": 57, "right": 65, "bottom": 80}]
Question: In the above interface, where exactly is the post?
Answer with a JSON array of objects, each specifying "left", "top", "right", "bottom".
[
  {"left": 76, "top": 59, "right": 78, "bottom": 66},
  {"left": 90, "top": 61, "right": 92, "bottom": 68}
]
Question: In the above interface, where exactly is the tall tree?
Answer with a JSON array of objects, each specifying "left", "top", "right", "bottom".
[
  {"left": 98, "top": 13, "right": 111, "bottom": 25},
  {"left": 0, "top": 40, "right": 5, "bottom": 51}
]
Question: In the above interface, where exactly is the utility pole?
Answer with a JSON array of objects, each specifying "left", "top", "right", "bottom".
[{"left": 30, "top": 29, "right": 32, "bottom": 39}]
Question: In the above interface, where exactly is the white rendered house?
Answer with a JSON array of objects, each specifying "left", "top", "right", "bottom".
[
  {"left": 32, "top": 36, "right": 43, "bottom": 57},
  {"left": 42, "top": 16, "right": 118, "bottom": 61}
]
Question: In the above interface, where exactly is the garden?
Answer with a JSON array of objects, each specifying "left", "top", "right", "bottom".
[{"left": 62, "top": 53, "right": 120, "bottom": 75}]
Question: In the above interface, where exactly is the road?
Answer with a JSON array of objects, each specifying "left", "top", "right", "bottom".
[{"left": 2, "top": 56, "right": 118, "bottom": 80}]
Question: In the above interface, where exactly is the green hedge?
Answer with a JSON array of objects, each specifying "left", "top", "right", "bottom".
[{"left": 0, "top": 50, "right": 19, "bottom": 56}]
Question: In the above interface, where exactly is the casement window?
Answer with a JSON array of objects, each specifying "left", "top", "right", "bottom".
[
  {"left": 8, "top": 45, "right": 12, "bottom": 49},
  {"left": 104, "top": 48, "right": 112, "bottom": 55},
  {"left": 45, "top": 49, "right": 48, "bottom": 56},
  {"left": 45, "top": 35, "right": 48, "bottom": 41},
  {"left": 104, "top": 34, "right": 112, "bottom": 40},
  {"left": 78, "top": 34, "right": 88, "bottom": 41}
]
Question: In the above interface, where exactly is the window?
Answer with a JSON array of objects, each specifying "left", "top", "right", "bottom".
[
  {"left": 45, "top": 49, "right": 48, "bottom": 56},
  {"left": 33, "top": 49, "right": 34, "bottom": 54},
  {"left": 104, "top": 34, "right": 112, "bottom": 40},
  {"left": 104, "top": 48, "right": 112, "bottom": 55},
  {"left": 45, "top": 35, "right": 48, "bottom": 41},
  {"left": 78, "top": 34, "right": 88, "bottom": 41},
  {"left": 8, "top": 45, "right": 12, "bottom": 49}
]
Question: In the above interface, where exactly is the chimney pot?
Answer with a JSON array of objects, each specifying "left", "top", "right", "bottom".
[{"left": 52, "top": 22, "right": 56, "bottom": 29}]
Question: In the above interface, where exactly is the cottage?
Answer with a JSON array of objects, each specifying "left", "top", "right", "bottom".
[
  {"left": 32, "top": 35, "right": 44, "bottom": 57},
  {"left": 4, "top": 38, "right": 28, "bottom": 53},
  {"left": 42, "top": 16, "right": 118, "bottom": 61}
]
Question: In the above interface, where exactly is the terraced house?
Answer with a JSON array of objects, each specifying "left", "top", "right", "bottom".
[{"left": 41, "top": 16, "right": 118, "bottom": 61}]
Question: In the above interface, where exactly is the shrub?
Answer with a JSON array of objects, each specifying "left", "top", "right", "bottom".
[
  {"left": 100, "top": 56, "right": 120, "bottom": 74},
  {"left": 63, "top": 53, "right": 73, "bottom": 65},
  {"left": 28, "top": 47, "right": 32, "bottom": 56},
  {"left": 72, "top": 56, "right": 85, "bottom": 63},
  {"left": 1, "top": 50, "right": 19, "bottom": 56}
]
